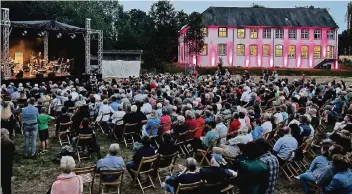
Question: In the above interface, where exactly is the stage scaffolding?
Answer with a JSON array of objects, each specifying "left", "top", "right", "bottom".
[{"left": 0, "top": 9, "right": 103, "bottom": 79}]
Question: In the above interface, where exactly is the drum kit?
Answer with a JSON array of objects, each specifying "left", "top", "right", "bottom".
[{"left": 9, "top": 54, "right": 71, "bottom": 77}]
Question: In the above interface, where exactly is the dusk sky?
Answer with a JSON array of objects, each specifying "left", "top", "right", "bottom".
[{"left": 120, "top": 1, "right": 349, "bottom": 33}]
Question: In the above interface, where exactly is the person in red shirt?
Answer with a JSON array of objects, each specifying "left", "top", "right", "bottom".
[
  {"left": 184, "top": 110, "right": 198, "bottom": 138},
  {"left": 228, "top": 112, "right": 241, "bottom": 138},
  {"left": 193, "top": 111, "right": 205, "bottom": 156},
  {"left": 159, "top": 108, "right": 172, "bottom": 134}
]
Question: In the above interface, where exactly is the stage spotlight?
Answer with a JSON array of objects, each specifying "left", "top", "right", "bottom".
[
  {"left": 37, "top": 31, "right": 45, "bottom": 37},
  {"left": 70, "top": 34, "right": 76, "bottom": 39},
  {"left": 56, "top": 33, "right": 62, "bottom": 38},
  {"left": 21, "top": 30, "right": 27, "bottom": 36}
]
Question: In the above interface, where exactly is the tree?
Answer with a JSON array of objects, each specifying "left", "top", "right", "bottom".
[
  {"left": 252, "top": 3, "right": 265, "bottom": 8},
  {"left": 338, "top": 29, "right": 352, "bottom": 55},
  {"left": 347, "top": 2, "right": 352, "bottom": 30},
  {"left": 176, "top": 10, "right": 189, "bottom": 29},
  {"left": 184, "top": 12, "right": 204, "bottom": 66}
]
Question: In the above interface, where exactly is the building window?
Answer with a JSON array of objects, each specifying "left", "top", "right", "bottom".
[
  {"left": 326, "top": 45, "right": 334, "bottom": 59},
  {"left": 218, "top": 27, "right": 227, "bottom": 37},
  {"left": 314, "top": 29, "right": 321, "bottom": 39},
  {"left": 301, "top": 29, "right": 309, "bottom": 39},
  {"left": 218, "top": 44, "right": 226, "bottom": 55},
  {"left": 263, "top": 44, "right": 270, "bottom": 56},
  {"left": 237, "top": 28, "right": 245, "bottom": 39},
  {"left": 250, "top": 29, "right": 258, "bottom": 39},
  {"left": 201, "top": 28, "right": 208, "bottom": 37},
  {"left": 313, "top": 46, "right": 321, "bottom": 59},
  {"left": 327, "top": 30, "right": 334, "bottom": 40},
  {"left": 275, "top": 45, "right": 283, "bottom": 57},
  {"left": 288, "top": 45, "right": 296, "bottom": 58},
  {"left": 263, "top": 29, "right": 271, "bottom": 39},
  {"left": 288, "top": 29, "right": 297, "bottom": 39},
  {"left": 250, "top": 45, "right": 258, "bottom": 56},
  {"left": 301, "top": 45, "right": 309, "bottom": 59},
  {"left": 275, "top": 29, "right": 284, "bottom": 39},
  {"left": 201, "top": 44, "right": 208, "bottom": 55},
  {"left": 236, "top": 44, "right": 245, "bottom": 56}
]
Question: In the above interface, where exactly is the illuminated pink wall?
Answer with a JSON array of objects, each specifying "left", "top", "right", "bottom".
[{"left": 178, "top": 25, "right": 338, "bottom": 69}]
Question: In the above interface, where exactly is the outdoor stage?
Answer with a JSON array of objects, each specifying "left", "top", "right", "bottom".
[{"left": 1, "top": 73, "right": 75, "bottom": 85}]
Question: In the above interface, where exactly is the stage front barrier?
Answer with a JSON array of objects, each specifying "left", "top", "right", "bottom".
[{"left": 102, "top": 60, "right": 141, "bottom": 78}]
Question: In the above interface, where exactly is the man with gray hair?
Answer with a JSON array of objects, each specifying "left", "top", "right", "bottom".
[
  {"left": 96, "top": 143, "right": 125, "bottom": 180},
  {"left": 141, "top": 97, "right": 152, "bottom": 115},
  {"left": 215, "top": 115, "right": 228, "bottom": 145}
]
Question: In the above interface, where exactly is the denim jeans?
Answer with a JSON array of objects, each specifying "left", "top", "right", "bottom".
[
  {"left": 299, "top": 172, "right": 317, "bottom": 194},
  {"left": 126, "top": 161, "right": 138, "bottom": 180},
  {"left": 24, "top": 124, "right": 38, "bottom": 156},
  {"left": 163, "top": 176, "right": 175, "bottom": 194}
]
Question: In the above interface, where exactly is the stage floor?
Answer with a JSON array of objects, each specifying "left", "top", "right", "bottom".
[
  {"left": 1, "top": 73, "right": 74, "bottom": 85},
  {"left": 7, "top": 73, "right": 70, "bottom": 79}
]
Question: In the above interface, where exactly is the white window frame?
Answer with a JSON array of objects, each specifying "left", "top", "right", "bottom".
[
  {"left": 327, "top": 30, "right": 334, "bottom": 40},
  {"left": 288, "top": 29, "right": 297, "bottom": 39},
  {"left": 301, "top": 29, "right": 309, "bottom": 40},
  {"left": 314, "top": 29, "right": 321, "bottom": 40},
  {"left": 218, "top": 44, "right": 227, "bottom": 56},
  {"left": 275, "top": 29, "right": 284, "bottom": 39},
  {"left": 263, "top": 29, "right": 271, "bottom": 39}
]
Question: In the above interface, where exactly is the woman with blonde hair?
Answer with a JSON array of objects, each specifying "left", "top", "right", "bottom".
[
  {"left": 1, "top": 128, "right": 15, "bottom": 194},
  {"left": 1, "top": 101, "right": 15, "bottom": 137}
]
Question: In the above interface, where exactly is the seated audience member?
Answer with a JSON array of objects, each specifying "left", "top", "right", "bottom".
[
  {"left": 256, "top": 138, "right": 280, "bottom": 194},
  {"left": 50, "top": 156, "right": 83, "bottom": 194},
  {"left": 290, "top": 123, "right": 303, "bottom": 146},
  {"left": 202, "top": 121, "right": 220, "bottom": 149},
  {"left": 273, "top": 107, "right": 284, "bottom": 124},
  {"left": 299, "top": 115, "right": 314, "bottom": 142},
  {"left": 123, "top": 105, "right": 140, "bottom": 124},
  {"left": 228, "top": 112, "right": 241, "bottom": 138},
  {"left": 142, "top": 110, "right": 160, "bottom": 136},
  {"left": 162, "top": 158, "right": 201, "bottom": 194},
  {"left": 329, "top": 129, "right": 352, "bottom": 152},
  {"left": 199, "top": 154, "right": 237, "bottom": 194},
  {"left": 308, "top": 108, "right": 319, "bottom": 129},
  {"left": 55, "top": 107, "right": 71, "bottom": 136},
  {"left": 96, "top": 99, "right": 115, "bottom": 132},
  {"left": 321, "top": 154, "right": 352, "bottom": 194},
  {"left": 193, "top": 110, "right": 205, "bottom": 150},
  {"left": 160, "top": 108, "right": 172, "bottom": 133},
  {"left": 273, "top": 126, "right": 298, "bottom": 165},
  {"left": 237, "top": 141, "right": 269, "bottom": 194},
  {"left": 97, "top": 143, "right": 125, "bottom": 181},
  {"left": 157, "top": 132, "right": 178, "bottom": 156},
  {"left": 171, "top": 116, "right": 187, "bottom": 138},
  {"left": 64, "top": 95, "right": 75, "bottom": 109},
  {"left": 261, "top": 113, "right": 273, "bottom": 135},
  {"left": 251, "top": 119, "right": 264, "bottom": 140},
  {"left": 126, "top": 136, "right": 155, "bottom": 179},
  {"left": 110, "top": 104, "right": 126, "bottom": 125},
  {"left": 214, "top": 115, "right": 228, "bottom": 145},
  {"left": 184, "top": 110, "right": 198, "bottom": 136}
]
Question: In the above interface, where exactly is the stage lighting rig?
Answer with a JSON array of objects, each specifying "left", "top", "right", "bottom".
[
  {"left": 70, "top": 34, "right": 76, "bottom": 39},
  {"left": 37, "top": 31, "right": 45, "bottom": 37},
  {"left": 56, "top": 33, "right": 62, "bottom": 38},
  {"left": 21, "top": 30, "right": 27, "bottom": 36}
]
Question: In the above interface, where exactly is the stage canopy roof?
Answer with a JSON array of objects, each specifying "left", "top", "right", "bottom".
[{"left": 11, "top": 20, "right": 86, "bottom": 32}]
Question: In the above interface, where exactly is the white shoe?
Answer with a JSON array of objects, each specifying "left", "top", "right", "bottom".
[{"left": 294, "top": 176, "right": 300, "bottom": 180}]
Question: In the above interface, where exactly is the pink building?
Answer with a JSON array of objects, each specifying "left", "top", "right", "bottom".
[{"left": 179, "top": 7, "right": 339, "bottom": 69}]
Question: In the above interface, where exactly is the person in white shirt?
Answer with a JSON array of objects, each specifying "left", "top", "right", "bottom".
[
  {"left": 111, "top": 105, "right": 126, "bottom": 125},
  {"left": 273, "top": 107, "right": 284, "bottom": 124},
  {"left": 261, "top": 113, "right": 273, "bottom": 134},
  {"left": 96, "top": 99, "right": 115, "bottom": 122},
  {"left": 70, "top": 88, "right": 79, "bottom": 101},
  {"left": 240, "top": 86, "right": 251, "bottom": 105},
  {"left": 140, "top": 97, "right": 152, "bottom": 115}
]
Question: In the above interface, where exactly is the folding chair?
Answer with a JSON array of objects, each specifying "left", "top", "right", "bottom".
[
  {"left": 155, "top": 152, "right": 178, "bottom": 186},
  {"left": 202, "top": 180, "right": 236, "bottom": 194},
  {"left": 68, "top": 106, "right": 77, "bottom": 114},
  {"left": 99, "top": 169, "right": 124, "bottom": 194},
  {"left": 183, "top": 128, "right": 197, "bottom": 155},
  {"left": 75, "top": 134, "right": 94, "bottom": 163},
  {"left": 58, "top": 121, "right": 72, "bottom": 146},
  {"left": 174, "top": 131, "right": 188, "bottom": 156},
  {"left": 130, "top": 154, "right": 159, "bottom": 193},
  {"left": 223, "top": 156, "right": 236, "bottom": 165},
  {"left": 121, "top": 123, "right": 139, "bottom": 147},
  {"left": 73, "top": 166, "right": 96, "bottom": 194},
  {"left": 96, "top": 113, "right": 111, "bottom": 134},
  {"left": 307, "top": 182, "right": 322, "bottom": 194},
  {"left": 175, "top": 181, "right": 202, "bottom": 194},
  {"left": 112, "top": 120, "right": 124, "bottom": 141},
  {"left": 53, "top": 105, "right": 64, "bottom": 117},
  {"left": 197, "top": 146, "right": 212, "bottom": 166}
]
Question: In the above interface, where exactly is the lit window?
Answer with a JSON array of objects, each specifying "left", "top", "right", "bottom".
[
  {"left": 201, "top": 28, "right": 208, "bottom": 37},
  {"left": 275, "top": 45, "right": 283, "bottom": 57},
  {"left": 313, "top": 46, "right": 321, "bottom": 59},
  {"left": 301, "top": 45, "right": 309, "bottom": 59},
  {"left": 327, "top": 30, "right": 334, "bottom": 40},
  {"left": 237, "top": 44, "right": 245, "bottom": 56},
  {"left": 326, "top": 45, "right": 334, "bottom": 59},
  {"left": 275, "top": 29, "right": 284, "bottom": 39},
  {"left": 314, "top": 29, "right": 321, "bottom": 39},
  {"left": 218, "top": 27, "right": 227, "bottom": 37},
  {"left": 263, "top": 29, "right": 271, "bottom": 39},
  {"left": 237, "top": 29, "right": 245, "bottom": 39},
  {"left": 201, "top": 44, "right": 208, "bottom": 55},
  {"left": 250, "top": 45, "right": 258, "bottom": 56},
  {"left": 288, "top": 29, "right": 296, "bottom": 39},
  {"left": 218, "top": 44, "right": 226, "bottom": 55},
  {"left": 250, "top": 29, "right": 258, "bottom": 39},
  {"left": 263, "top": 44, "right": 270, "bottom": 56},
  {"left": 288, "top": 45, "right": 296, "bottom": 58},
  {"left": 301, "top": 29, "right": 309, "bottom": 39}
]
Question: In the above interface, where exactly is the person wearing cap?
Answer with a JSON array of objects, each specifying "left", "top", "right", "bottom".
[{"left": 199, "top": 153, "right": 237, "bottom": 193}]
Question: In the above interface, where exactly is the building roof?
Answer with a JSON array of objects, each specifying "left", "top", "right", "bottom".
[{"left": 202, "top": 7, "right": 338, "bottom": 28}]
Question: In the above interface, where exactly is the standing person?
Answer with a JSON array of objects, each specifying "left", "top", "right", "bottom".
[
  {"left": 1, "top": 128, "right": 15, "bottom": 194},
  {"left": 1, "top": 101, "right": 16, "bottom": 137},
  {"left": 38, "top": 107, "right": 55, "bottom": 154},
  {"left": 22, "top": 97, "right": 39, "bottom": 158}
]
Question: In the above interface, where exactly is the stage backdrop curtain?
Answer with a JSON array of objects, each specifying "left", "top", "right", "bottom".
[{"left": 102, "top": 60, "right": 141, "bottom": 78}]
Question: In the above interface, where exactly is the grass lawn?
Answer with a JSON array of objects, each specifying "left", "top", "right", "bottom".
[{"left": 11, "top": 122, "right": 306, "bottom": 194}]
